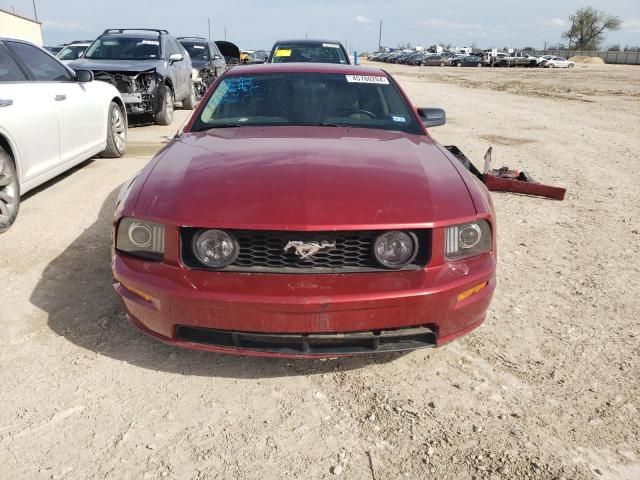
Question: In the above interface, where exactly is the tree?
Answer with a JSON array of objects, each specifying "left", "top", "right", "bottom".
[{"left": 563, "top": 7, "right": 622, "bottom": 50}]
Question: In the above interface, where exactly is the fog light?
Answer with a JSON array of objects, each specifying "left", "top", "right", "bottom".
[
  {"left": 193, "top": 229, "right": 239, "bottom": 268},
  {"left": 373, "top": 231, "right": 417, "bottom": 269}
]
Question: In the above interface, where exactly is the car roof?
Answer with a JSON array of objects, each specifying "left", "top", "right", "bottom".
[
  {"left": 272, "top": 39, "right": 345, "bottom": 46},
  {"left": 225, "top": 63, "right": 387, "bottom": 76}
]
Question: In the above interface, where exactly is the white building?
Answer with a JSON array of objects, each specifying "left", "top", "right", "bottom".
[{"left": 0, "top": 8, "right": 43, "bottom": 45}]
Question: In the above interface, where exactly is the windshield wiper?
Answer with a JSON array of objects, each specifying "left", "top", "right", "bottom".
[{"left": 299, "top": 122, "right": 350, "bottom": 128}]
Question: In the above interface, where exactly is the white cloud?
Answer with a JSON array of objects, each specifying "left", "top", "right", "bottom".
[
  {"left": 421, "top": 18, "right": 484, "bottom": 30},
  {"left": 42, "top": 19, "right": 93, "bottom": 32},
  {"left": 354, "top": 15, "right": 373, "bottom": 24},
  {"left": 543, "top": 18, "right": 567, "bottom": 27},
  {"left": 623, "top": 19, "right": 640, "bottom": 31}
]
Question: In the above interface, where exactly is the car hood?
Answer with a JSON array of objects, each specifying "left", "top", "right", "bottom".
[
  {"left": 68, "top": 58, "right": 162, "bottom": 73},
  {"left": 132, "top": 127, "right": 476, "bottom": 229}
]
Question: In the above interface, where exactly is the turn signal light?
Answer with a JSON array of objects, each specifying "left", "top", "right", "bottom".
[{"left": 457, "top": 282, "right": 488, "bottom": 303}]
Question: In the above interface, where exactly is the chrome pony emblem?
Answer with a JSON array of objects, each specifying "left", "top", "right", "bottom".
[{"left": 284, "top": 241, "right": 336, "bottom": 259}]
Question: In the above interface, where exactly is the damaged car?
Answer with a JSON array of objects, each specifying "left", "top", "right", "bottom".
[
  {"left": 178, "top": 37, "right": 226, "bottom": 97},
  {"left": 70, "top": 29, "right": 196, "bottom": 125}
]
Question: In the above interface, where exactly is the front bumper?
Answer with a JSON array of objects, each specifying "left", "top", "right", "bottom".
[{"left": 113, "top": 251, "right": 496, "bottom": 358}]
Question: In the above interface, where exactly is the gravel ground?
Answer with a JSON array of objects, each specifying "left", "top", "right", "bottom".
[{"left": 1, "top": 62, "right": 639, "bottom": 480}]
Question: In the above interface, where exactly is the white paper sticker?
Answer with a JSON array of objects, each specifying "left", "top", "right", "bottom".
[
  {"left": 392, "top": 115, "right": 407, "bottom": 123},
  {"left": 141, "top": 40, "right": 159, "bottom": 45},
  {"left": 193, "top": 45, "right": 205, "bottom": 49},
  {"left": 345, "top": 75, "right": 389, "bottom": 85},
  {"left": 323, "top": 43, "right": 340, "bottom": 48}
]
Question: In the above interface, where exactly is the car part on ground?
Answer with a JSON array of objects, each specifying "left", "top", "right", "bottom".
[
  {"left": 70, "top": 29, "right": 194, "bottom": 125},
  {"left": 268, "top": 39, "right": 350, "bottom": 64},
  {"left": 112, "top": 63, "right": 497, "bottom": 357},
  {"left": 0, "top": 37, "right": 127, "bottom": 232},
  {"left": 445, "top": 145, "right": 566, "bottom": 200}
]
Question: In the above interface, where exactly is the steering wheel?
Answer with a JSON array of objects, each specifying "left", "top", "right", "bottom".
[{"left": 341, "top": 109, "right": 377, "bottom": 119}]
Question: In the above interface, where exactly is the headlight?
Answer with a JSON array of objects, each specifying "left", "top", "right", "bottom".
[
  {"left": 192, "top": 229, "right": 238, "bottom": 268},
  {"left": 116, "top": 217, "right": 164, "bottom": 260},
  {"left": 445, "top": 220, "right": 492, "bottom": 261},
  {"left": 373, "top": 231, "right": 417, "bottom": 269}
]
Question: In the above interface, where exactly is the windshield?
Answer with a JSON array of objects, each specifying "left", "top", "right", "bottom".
[
  {"left": 84, "top": 37, "right": 161, "bottom": 60},
  {"left": 271, "top": 43, "right": 347, "bottom": 64},
  {"left": 182, "top": 42, "right": 209, "bottom": 60},
  {"left": 57, "top": 45, "right": 87, "bottom": 61},
  {"left": 191, "top": 72, "right": 422, "bottom": 135}
]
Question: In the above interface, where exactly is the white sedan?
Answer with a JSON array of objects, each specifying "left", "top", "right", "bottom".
[
  {"left": 0, "top": 38, "right": 127, "bottom": 233},
  {"left": 541, "top": 56, "right": 575, "bottom": 68}
]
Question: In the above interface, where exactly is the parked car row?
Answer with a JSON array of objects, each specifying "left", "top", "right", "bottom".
[{"left": 368, "top": 50, "right": 575, "bottom": 68}]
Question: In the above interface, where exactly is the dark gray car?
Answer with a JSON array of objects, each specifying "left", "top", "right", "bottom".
[
  {"left": 267, "top": 39, "right": 350, "bottom": 64},
  {"left": 70, "top": 29, "right": 196, "bottom": 125},
  {"left": 178, "top": 37, "right": 226, "bottom": 97}
]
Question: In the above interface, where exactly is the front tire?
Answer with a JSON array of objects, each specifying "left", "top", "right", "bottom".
[
  {"left": 100, "top": 102, "right": 126, "bottom": 158},
  {"left": 154, "top": 86, "right": 174, "bottom": 126},
  {"left": 477, "top": 62, "right": 483, "bottom": 67},
  {"left": 0, "top": 146, "right": 20, "bottom": 233},
  {"left": 182, "top": 83, "right": 197, "bottom": 110}
]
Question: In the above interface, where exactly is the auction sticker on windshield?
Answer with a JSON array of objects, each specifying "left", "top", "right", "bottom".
[
  {"left": 323, "top": 43, "right": 340, "bottom": 48},
  {"left": 345, "top": 75, "right": 389, "bottom": 84}
]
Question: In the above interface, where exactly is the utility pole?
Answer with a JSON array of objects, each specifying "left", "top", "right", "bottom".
[
  {"left": 224, "top": 25, "right": 227, "bottom": 41},
  {"left": 378, "top": 20, "right": 382, "bottom": 50},
  {"left": 208, "top": 18, "right": 211, "bottom": 39},
  {"left": 32, "top": 0, "right": 38, "bottom": 21},
  {"left": 568, "top": 17, "right": 576, "bottom": 50}
]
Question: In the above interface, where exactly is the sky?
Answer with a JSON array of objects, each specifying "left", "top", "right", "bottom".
[{"left": 4, "top": 0, "right": 640, "bottom": 51}]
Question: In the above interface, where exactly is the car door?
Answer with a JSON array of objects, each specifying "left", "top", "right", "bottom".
[
  {"left": 0, "top": 41, "right": 61, "bottom": 185},
  {"left": 6, "top": 40, "right": 104, "bottom": 165},
  {"left": 165, "top": 38, "right": 189, "bottom": 100},
  {"left": 209, "top": 43, "right": 225, "bottom": 77}
]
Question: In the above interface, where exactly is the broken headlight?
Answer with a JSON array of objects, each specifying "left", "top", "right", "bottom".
[
  {"left": 136, "top": 72, "right": 158, "bottom": 92},
  {"left": 444, "top": 220, "right": 492, "bottom": 261}
]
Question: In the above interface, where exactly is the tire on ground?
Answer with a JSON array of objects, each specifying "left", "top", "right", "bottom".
[
  {"left": 100, "top": 101, "right": 127, "bottom": 158},
  {"left": 182, "top": 83, "right": 197, "bottom": 110},
  {"left": 0, "top": 146, "right": 20, "bottom": 233},
  {"left": 154, "top": 85, "right": 174, "bottom": 126}
]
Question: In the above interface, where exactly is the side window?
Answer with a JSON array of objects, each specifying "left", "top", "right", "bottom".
[
  {"left": 165, "top": 39, "right": 181, "bottom": 58},
  {"left": 0, "top": 44, "right": 27, "bottom": 82},
  {"left": 6, "top": 42, "right": 72, "bottom": 82}
]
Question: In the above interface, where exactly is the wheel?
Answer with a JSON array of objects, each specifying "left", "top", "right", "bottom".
[
  {"left": 182, "top": 83, "right": 197, "bottom": 110},
  {"left": 548, "top": 63, "right": 555, "bottom": 68},
  {"left": 100, "top": 102, "right": 126, "bottom": 158},
  {"left": 457, "top": 63, "right": 462, "bottom": 67},
  {"left": 0, "top": 146, "right": 20, "bottom": 233},
  {"left": 568, "top": 63, "right": 575, "bottom": 68},
  {"left": 154, "top": 85, "right": 174, "bottom": 125},
  {"left": 440, "top": 62, "right": 445, "bottom": 67},
  {"left": 477, "top": 62, "right": 483, "bottom": 67}
]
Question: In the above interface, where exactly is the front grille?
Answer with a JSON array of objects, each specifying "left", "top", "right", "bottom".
[
  {"left": 181, "top": 229, "right": 431, "bottom": 273},
  {"left": 176, "top": 325, "right": 437, "bottom": 355}
]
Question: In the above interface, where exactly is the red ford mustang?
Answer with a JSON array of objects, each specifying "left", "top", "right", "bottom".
[{"left": 112, "top": 63, "right": 496, "bottom": 358}]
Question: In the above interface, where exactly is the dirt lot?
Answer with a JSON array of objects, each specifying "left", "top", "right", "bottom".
[{"left": 1, "top": 62, "right": 639, "bottom": 480}]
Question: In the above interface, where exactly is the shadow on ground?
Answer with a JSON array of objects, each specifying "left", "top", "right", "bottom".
[{"left": 31, "top": 187, "right": 407, "bottom": 379}]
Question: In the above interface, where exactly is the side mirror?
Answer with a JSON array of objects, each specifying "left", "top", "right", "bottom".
[
  {"left": 417, "top": 107, "right": 446, "bottom": 128},
  {"left": 169, "top": 53, "right": 183, "bottom": 63},
  {"left": 75, "top": 69, "right": 94, "bottom": 83}
]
